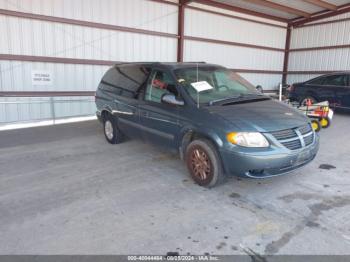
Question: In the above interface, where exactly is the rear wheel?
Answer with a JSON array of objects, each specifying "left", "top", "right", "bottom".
[
  {"left": 185, "top": 139, "right": 224, "bottom": 188},
  {"left": 320, "top": 117, "right": 331, "bottom": 128},
  {"left": 103, "top": 113, "right": 124, "bottom": 144},
  {"left": 300, "top": 96, "right": 317, "bottom": 106}
]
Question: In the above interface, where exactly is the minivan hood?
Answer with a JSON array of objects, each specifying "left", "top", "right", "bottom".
[{"left": 207, "top": 99, "right": 308, "bottom": 132}]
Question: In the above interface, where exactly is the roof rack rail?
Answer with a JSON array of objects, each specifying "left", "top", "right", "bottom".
[
  {"left": 113, "top": 62, "right": 128, "bottom": 66},
  {"left": 113, "top": 61, "right": 207, "bottom": 67},
  {"left": 181, "top": 61, "right": 206, "bottom": 63},
  {"left": 113, "top": 62, "right": 155, "bottom": 67}
]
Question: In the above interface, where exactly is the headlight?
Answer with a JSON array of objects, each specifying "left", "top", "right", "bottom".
[{"left": 226, "top": 132, "right": 269, "bottom": 147}]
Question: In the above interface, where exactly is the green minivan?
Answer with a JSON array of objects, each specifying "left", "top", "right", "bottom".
[{"left": 96, "top": 62, "right": 319, "bottom": 187}]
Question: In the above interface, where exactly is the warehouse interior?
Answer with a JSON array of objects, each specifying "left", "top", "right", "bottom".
[
  {"left": 1, "top": 0, "right": 350, "bottom": 124},
  {"left": 1, "top": 0, "right": 350, "bottom": 258}
]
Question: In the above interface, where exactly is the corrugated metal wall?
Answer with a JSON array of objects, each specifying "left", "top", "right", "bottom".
[
  {"left": 0, "top": 0, "right": 289, "bottom": 124},
  {"left": 184, "top": 3, "right": 287, "bottom": 89},
  {"left": 287, "top": 12, "right": 350, "bottom": 84},
  {"left": 0, "top": 0, "right": 178, "bottom": 123},
  {"left": 0, "top": 0, "right": 178, "bottom": 32}
]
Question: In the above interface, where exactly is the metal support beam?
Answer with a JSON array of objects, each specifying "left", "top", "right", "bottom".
[
  {"left": 177, "top": 2, "right": 185, "bottom": 62},
  {"left": 244, "top": 0, "right": 311, "bottom": 18},
  {"left": 302, "top": 0, "right": 337, "bottom": 11},
  {"left": 192, "top": 0, "right": 288, "bottom": 22},
  {"left": 291, "top": 4, "right": 350, "bottom": 26},
  {"left": 181, "top": 0, "right": 194, "bottom": 4},
  {"left": 282, "top": 26, "right": 291, "bottom": 85}
]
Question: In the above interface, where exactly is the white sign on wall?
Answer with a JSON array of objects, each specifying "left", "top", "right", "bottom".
[{"left": 31, "top": 70, "right": 53, "bottom": 86}]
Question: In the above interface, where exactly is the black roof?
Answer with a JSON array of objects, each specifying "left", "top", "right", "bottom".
[{"left": 114, "top": 62, "right": 225, "bottom": 70}]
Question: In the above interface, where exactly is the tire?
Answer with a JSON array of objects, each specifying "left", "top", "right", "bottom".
[
  {"left": 311, "top": 119, "right": 321, "bottom": 132},
  {"left": 103, "top": 113, "right": 124, "bottom": 144},
  {"left": 320, "top": 117, "right": 331, "bottom": 128},
  {"left": 300, "top": 96, "right": 317, "bottom": 106},
  {"left": 185, "top": 139, "right": 225, "bottom": 188}
]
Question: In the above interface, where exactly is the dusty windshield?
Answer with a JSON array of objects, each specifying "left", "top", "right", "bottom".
[{"left": 174, "top": 67, "right": 259, "bottom": 104}]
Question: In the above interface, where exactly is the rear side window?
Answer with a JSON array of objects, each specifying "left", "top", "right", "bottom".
[
  {"left": 307, "top": 76, "right": 325, "bottom": 85},
  {"left": 100, "top": 65, "right": 150, "bottom": 98},
  {"left": 323, "top": 74, "right": 347, "bottom": 86}
]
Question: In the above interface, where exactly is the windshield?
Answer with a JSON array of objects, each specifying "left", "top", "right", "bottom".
[{"left": 174, "top": 67, "right": 259, "bottom": 105}]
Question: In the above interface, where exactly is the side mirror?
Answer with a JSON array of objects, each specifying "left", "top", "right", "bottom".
[
  {"left": 161, "top": 94, "right": 184, "bottom": 106},
  {"left": 256, "top": 85, "right": 263, "bottom": 93}
]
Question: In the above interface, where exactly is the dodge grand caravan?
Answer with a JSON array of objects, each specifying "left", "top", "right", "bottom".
[{"left": 95, "top": 62, "right": 319, "bottom": 187}]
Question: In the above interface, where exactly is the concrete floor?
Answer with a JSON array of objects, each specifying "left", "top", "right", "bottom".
[{"left": 0, "top": 114, "right": 350, "bottom": 255}]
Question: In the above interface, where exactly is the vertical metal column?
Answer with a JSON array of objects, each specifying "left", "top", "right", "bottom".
[
  {"left": 177, "top": 1, "right": 186, "bottom": 62},
  {"left": 50, "top": 97, "right": 56, "bottom": 124},
  {"left": 282, "top": 25, "right": 291, "bottom": 85}
]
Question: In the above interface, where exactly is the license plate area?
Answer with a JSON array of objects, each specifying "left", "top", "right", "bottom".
[{"left": 296, "top": 150, "right": 311, "bottom": 165}]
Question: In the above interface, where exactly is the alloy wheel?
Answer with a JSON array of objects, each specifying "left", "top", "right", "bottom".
[
  {"left": 104, "top": 120, "right": 114, "bottom": 140},
  {"left": 190, "top": 147, "right": 212, "bottom": 182}
]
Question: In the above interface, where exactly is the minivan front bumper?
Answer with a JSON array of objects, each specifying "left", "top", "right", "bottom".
[{"left": 220, "top": 134, "right": 319, "bottom": 178}]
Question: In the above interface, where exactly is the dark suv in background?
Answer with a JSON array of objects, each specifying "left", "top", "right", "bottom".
[
  {"left": 95, "top": 62, "right": 319, "bottom": 187},
  {"left": 288, "top": 72, "right": 350, "bottom": 109}
]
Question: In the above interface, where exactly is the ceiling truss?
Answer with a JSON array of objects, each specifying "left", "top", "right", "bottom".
[{"left": 184, "top": 0, "right": 350, "bottom": 26}]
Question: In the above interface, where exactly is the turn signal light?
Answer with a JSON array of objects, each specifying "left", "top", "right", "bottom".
[{"left": 226, "top": 132, "right": 269, "bottom": 148}]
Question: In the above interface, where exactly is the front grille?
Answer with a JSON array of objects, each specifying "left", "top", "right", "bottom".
[
  {"left": 299, "top": 124, "right": 312, "bottom": 135},
  {"left": 270, "top": 129, "right": 297, "bottom": 140},
  {"left": 304, "top": 133, "right": 314, "bottom": 146},
  {"left": 270, "top": 124, "right": 314, "bottom": 150},
  {"left": 281, "top": 139, "right": 302, "bottom": 150}
]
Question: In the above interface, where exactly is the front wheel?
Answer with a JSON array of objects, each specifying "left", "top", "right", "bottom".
[{"left": 185, "top": 139, "right": 225, "bottom": 188}]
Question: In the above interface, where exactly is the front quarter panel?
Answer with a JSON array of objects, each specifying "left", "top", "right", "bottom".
[{"left": 176, "top": 106, "right": 240, "bottom": 157}]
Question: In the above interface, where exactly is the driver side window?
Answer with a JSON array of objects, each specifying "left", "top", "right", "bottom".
[{"left": 145, "top": 70, "right": 178, "bottom": 103}]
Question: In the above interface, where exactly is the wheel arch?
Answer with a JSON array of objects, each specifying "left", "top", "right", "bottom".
[
  {"left": 179, "top": 128, "right": 229, "bottom": 177},
  {"left": 300, "top": 91, "right": 319, "bottom": 103},
  {"left": 179, "top": 127, "right": 224, "bottom": 160},
  {"left": 100, "top": 106, "right": 113, "bottom": 121}
]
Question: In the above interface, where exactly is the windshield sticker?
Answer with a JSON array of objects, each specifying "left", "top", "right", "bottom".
[{"left": 191, "top": 81, "right": 214, "bottom": 92}]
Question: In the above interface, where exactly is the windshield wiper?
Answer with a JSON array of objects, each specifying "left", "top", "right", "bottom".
[
  {"left": 221, "top": 96, "right": 270, "bottom": 106},
  {"left": 208, "top": 95, "right": 243, "bottom": 106},
  {"left": 241, "top": 93, "right": 265, "bottom": 97},
  {"left": 208, "top": 93, "right": 266, "bottom": 106}
]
